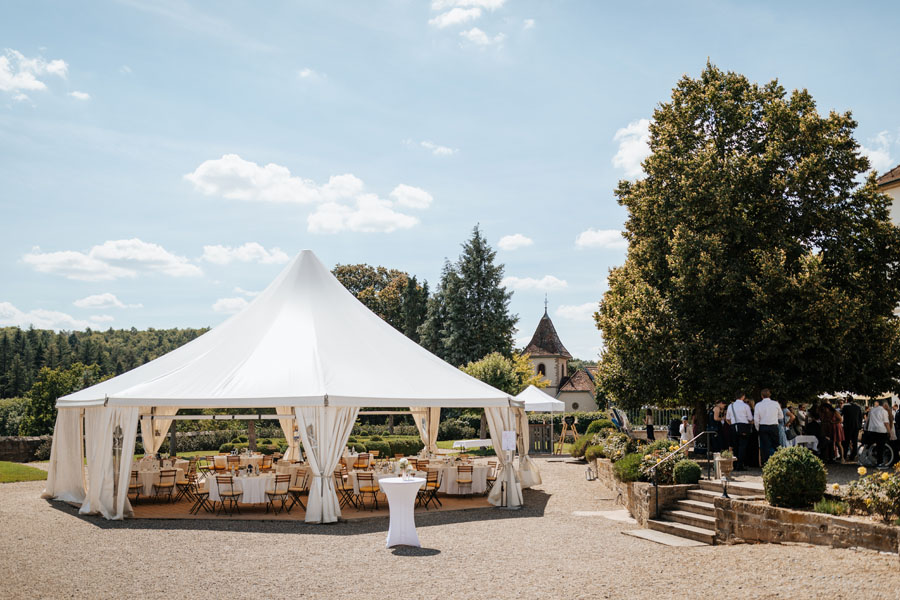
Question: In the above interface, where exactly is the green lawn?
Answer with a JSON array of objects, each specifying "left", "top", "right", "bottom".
[{"left": 0, "top": 461, "right": 48, "bottom": 483}]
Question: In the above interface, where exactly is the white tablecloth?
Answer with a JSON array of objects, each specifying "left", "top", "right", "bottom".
[
  {"left": 214, "top": 455, "right": 264, "bottom": 469},
  {"left": 275, "top": 464, "right": 308, "bottom": 488},
  {"left": 795, "top": 435, "right": 819, "bottom": 452},
  {"left": 435, "top": 465, "right": 488, "bottom": 494},
  {"left": 136, "top": 468, "right": 184, "bottom": 497},
  {"left": 380, "top": 477, "right": 426, "bottom": 548},
  {"left": 452, "top": 439, "right": 493, "bottom": 449},
  {"left": 206, "top": 474, "right": 274, "bottom": 504}
]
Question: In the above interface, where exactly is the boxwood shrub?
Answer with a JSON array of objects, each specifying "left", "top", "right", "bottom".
[
  {"left": 585, "top": 419, "right": 615, "bottom": 436},
  {"left": 673, "top": 459, "right": 702, "bottom": 484},
  {"left": 762, "top": 446, "right": 826, "bottom": 508},
  {"left": 570, "top": 434, "right": 593, "bottom": 459},
  {"left": 388, "top": 438, "right": 424, "bottom": 457}
]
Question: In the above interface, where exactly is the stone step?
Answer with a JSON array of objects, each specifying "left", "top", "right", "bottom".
[
  {"left": 687, "top": 488, "right": 723, "bottom": 502},
  {"left": 674, "top": 498, "right": 716, "bottom": 517},
  {"left": 647, "top": 519, "right": 716, "bottom": 545},
  {"left": 662, "top": 509, "right": 717, "bottom": 529},
  {"left": 697, "top": 479, "right": 763, "bottom": 496}
]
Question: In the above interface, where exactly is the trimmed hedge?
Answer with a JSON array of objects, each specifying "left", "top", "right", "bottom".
[
  {"left": 585, "top": 419, "right": 615, "bottom": 436},
  {"left": 570, "top": 435, "right": 594, "bottom": 459},
  {"left": 673, "top": 459, "right": 701, "bottom": 484},
  {"left": 364, "top": 440, "right": 392, "bottom": 457},
  {"left": 388, "top": 438, "right": 424, "bottom": 457},
  {"left": 762, "top": 446, "right": 826, "bottom": 509},
  {"left": 438, "top": 418, "right": 476, "bottom": 441}
]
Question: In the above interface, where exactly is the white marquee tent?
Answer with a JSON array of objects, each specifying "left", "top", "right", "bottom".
[
  {"left": 516, "top": 385, "right": 564, "bottom": 412},
  {"left": 42, "top": 250, "right": 529, "bottom": 522}
]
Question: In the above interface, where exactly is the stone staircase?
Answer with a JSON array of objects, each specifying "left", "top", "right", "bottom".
[{"left": 647, "top": 479, "right": 763, "bottom": 545}]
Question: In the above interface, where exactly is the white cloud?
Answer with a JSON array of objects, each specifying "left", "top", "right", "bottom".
[
  {"left": 523, "top": 18, "right": 535, "bottom": 30},
  {"left": 68, "top": 90, "right": 90, "bottom": 100},
  {"left": 185, "top": 154, "right": 363, "bottom": 205},
  {"left": 201, "top": 242, "right": 290, "bottom": 265},
  {"left": 431, "top": 0, "right": 505, "bottom": 10},
  {"left": 308, "top": 194, "right": 419, "bottom": 234},
  {"left": 212, "top": 297, "right": 249, "bottom": 314},
  {"left": 555, "top": 302, "right": 597, "bottom": 322},
  {"left": 0, "top": 49, "right": 68, "bottom": 94},
  {"left": 390, "top": 184, "right": 433, "bottom": 209},
  {"left": 120, "top": 65, "right": 132, "bottom": 74},
  {"left": 501, "top": 275, "right": 568, "bottom": 291},
  {"left": 612, "top": 118, "right": 651, "bottom": 178},
  {"left": 420, "top": 140, "right": 457, "bottom": 156},
  {"left": 497, "top": 233, "right": 533, "bottom": 251},
  {"left": 0, "top": 302, "right": 94, "bottom": 330},
  {"left": 74, "top": 293, "right": 142, "bottom": 309},
  {"left": 298, "top": 67, "right": 324, "bottom": 80},
  {"left": 24, "top": 239, "right": 202, "bottom": 281},
  {"left": 89, "top": 314, "right": 114, "bottom": 323},
  {"left": 860, "top": 130, "right": 896, "bottom": 174},
  {"left": 233, "top": 287, "right": 260, "bottom": 297},
  {"left": 459, "top": 27, "right": 506, "bottom": 47},
  {"left": 429, "top": 7, "right": 482, "bottom": 28},
  {"left": 575, "top": 228, "right": 627, "bottom": 250}
]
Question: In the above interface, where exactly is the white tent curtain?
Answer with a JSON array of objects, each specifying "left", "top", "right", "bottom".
[
  {"left": 485, "top": 406, "right": 523, "bottom": 508},
  {"left": 42, "top": 407, "right": 86, "bottom": 503},
  {"left": 294, "top": 405, "right": 359, "bottom": 523},
  {"left": 515, "top": 407, "right": 541, "bottom": 488},
  {"left": 276, "top": 406, "right": 300, "bottom": 461},
  {"left": 410, "top": 406, "right": 441, "bottom": 454},
  {"left": 139, "top": 406, "right": 179, "bottom": 455},
  {"left": 79, "top": 406, "right": 140, "bottom": 520}
]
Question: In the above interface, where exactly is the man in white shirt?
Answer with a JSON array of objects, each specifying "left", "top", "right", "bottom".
[
  {"left": 754, "top": 388, "right": 782, "bottom": 465},
  {"left": 726, "top": 393, "right": 753, "bottom": 470},
  {"left": 866, "top": 402, "right": 890, "bottom": 467}
]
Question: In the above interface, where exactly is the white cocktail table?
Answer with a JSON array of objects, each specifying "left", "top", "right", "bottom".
[{"left": 379, "top": 477, "right": 426, "bottom": 548}]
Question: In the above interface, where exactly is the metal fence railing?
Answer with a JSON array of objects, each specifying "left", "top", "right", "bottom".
[{"left": 623, "top": 407, "right": 691, "bottom": 431}]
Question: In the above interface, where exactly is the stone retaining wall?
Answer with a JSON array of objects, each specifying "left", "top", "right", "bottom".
[
  {"left": 592, "top": 458, "right": 692, "bottom": 526},
  {"left": 0, "top": 435, "right": 51, "bottom": 462},
  {"left": 715, "top": 497, "right": 900, "bottom": 555}
]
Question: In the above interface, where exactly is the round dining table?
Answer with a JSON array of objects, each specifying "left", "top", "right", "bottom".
[{"left": 379, "top": 477, "right": 426, "bottom": 548}]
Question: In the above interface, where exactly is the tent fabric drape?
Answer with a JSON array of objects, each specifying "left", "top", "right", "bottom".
[
  {"left": 515, "top": 407, "right": 541, "bottom": 488},
  {"left": 276, "top": 406, "right": 299, "bottom": 461},
  {"left": 410, "top": 406, "right": 441, "bottom": 454},
  {"left": 42, "top": 407, "right": 86, "bottom": 503},
  {"left": 484, "top": 406, "right": 523, "bottom": 508},
  {"left": 294, "top": 405, "right": 359, "bottom": 523},
  {"left": 139, "top": 406, "right": 179, "bottom": 455},
  {"left": 79, "top": 406, "right": 140, "bottom": 520}
]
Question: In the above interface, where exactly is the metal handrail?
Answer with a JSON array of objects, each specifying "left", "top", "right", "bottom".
[{"left": 649, "top": 429, "right": 717, "bottom": 519}]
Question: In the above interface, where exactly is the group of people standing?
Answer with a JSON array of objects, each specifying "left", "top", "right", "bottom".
[{"left": 700, "top": 391, "right": 900, "bottom": 469}]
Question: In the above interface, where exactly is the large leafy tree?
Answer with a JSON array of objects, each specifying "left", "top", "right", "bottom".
[
  {"left": 19, "top": 363, "right": 103, "bottom": 435},
  {"left": 419, "top": 226, "right": 517, "bottom": 366},
  {"left": 596, "top": 63, "right": 900, "bottom": 411},
  {"left": 460, "top": 352, "right": 548, "bottom": 396},
  {"left": 331, "top": 264, "right": 429, "bottom": 342}
]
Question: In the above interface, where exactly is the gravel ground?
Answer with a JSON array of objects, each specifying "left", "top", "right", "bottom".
[{"left": 2, "top": 457, "right": 898, "bottom": 600}]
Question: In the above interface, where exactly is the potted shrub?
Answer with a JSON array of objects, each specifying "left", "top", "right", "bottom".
[{"left": 715, "top": 450, "right": 735, "bottom": 479}]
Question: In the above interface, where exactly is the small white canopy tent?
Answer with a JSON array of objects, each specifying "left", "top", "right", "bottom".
[
  {"left": 516, "top": 385, "right": 564, "bottom": 412},
  {"left": 43, "top": 250, "right": 526, "bottom": 522}
]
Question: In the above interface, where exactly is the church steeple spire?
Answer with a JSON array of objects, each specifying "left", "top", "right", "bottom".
[{"left": 544, "top": 293, "right": 548, "bottom": 315}]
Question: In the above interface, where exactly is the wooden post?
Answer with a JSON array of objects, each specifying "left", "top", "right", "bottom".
[
  {"left": 168, "top": 420, "right": 177, "bottom": 457},
  {"left": 248, "top": 420, "right": 257, "bottom": 452}
]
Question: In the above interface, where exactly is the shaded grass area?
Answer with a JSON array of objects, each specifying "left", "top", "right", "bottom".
[{"left": 0, "top": 461, "right": 48, "bottom": 483}]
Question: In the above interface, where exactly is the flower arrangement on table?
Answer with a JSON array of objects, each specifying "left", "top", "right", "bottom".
[{"left": 397, "top": 458, "right": 411, "bottom": 479}]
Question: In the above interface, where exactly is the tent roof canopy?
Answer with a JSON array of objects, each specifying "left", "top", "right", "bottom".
[
  {"left": 516, "top": 385, "right": 565, "bottom": 412},
  {"left": 59, "top": 251, "right": 515, "bottom": 410}
]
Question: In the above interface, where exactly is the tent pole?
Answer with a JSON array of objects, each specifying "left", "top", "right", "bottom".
[{"left": 168, "top": 420, "right": 177, "bottom": 457}]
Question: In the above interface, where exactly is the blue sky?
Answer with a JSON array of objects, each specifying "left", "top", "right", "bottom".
[{"left": 2, "top": 0, "right": 899, "bottom": 360}]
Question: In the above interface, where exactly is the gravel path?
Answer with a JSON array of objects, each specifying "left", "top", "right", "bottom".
[{"left": 1, "top": 457, "right": 898, "bottom": 599}]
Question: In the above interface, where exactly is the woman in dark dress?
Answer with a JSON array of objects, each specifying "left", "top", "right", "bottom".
[{"left": 644, "top": 408, "right": 655, "bottom": 441}]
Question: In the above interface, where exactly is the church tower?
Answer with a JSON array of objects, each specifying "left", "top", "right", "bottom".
[{"left": 524, "top": 307, "right": 572, "bottom": 397}]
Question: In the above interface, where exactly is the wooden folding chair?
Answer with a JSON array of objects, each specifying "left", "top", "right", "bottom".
[
  {"left": 356, "top": 472, "right": 379, "bottom": 510},
  {"left": 152, "top": 469, "right": 177, "bottom": 503},
  {"left": 353, "top": 453, "right": 371, "bottom": 470},
  {"left": 215, "top": 475, "right": 242, "bottom": 516},
  {"left": 260, "top": 455, "right": 274, "bottom": 472},
  {"left": 127, "top": 470, "right": 142, "bottom": 503},
  {"left": 287, "top": 468, "right": 309, "bottom": 513},
  {"left": 265, "top": 474, "right": 292, "bottom": 514},
  {"left": 333, "top": 470, "right": 356, "bottom": 510},
  {"left": 485, "top": 461, "right": 498, "bottom": 494},
  {"left": 417, "top": 469, "right": 442, "bottom": 509},
  {"left": 456, "top": 464, "right": 473, "bottom": 496}
]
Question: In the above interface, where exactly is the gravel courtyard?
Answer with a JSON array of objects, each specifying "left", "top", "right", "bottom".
[{"left": 2, "top": 458, "right": 898, "bottom": 600}]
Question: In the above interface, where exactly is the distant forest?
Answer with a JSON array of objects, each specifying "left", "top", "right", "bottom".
[{"left": 0, "top": 326, "right": 208, "bottom": 399}]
